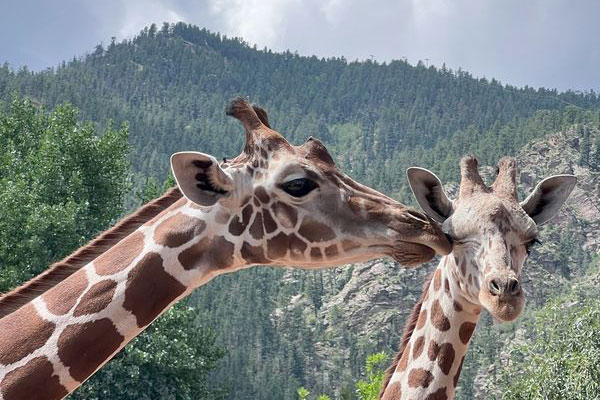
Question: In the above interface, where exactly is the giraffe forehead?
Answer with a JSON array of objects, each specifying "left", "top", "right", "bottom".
[{"left": 448, "top": 196, "right": 536, "bottom": 239}]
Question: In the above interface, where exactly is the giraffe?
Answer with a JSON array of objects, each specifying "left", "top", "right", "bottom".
[
  {"left": 0, "top": 98, "right": 452, "bottom": 400},
  {"left": 379, "top": 155, "right": 576, "bottom": 400}
]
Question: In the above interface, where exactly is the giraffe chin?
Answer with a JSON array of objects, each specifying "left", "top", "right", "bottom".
[
  {"left": 479, "top": 292, "right": 525, "bottom": 322},
  {"left": 389, "top": 242, "right": 436, "bottom": 267}
]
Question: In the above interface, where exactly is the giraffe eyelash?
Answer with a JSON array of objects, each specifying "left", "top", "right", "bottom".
[{"left": 525, "top": 238, "right": 541, "bottom": 255}]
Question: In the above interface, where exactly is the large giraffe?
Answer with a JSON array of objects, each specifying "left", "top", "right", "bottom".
[
  {"left": 0, "top": 98, "right": 451, "bottom": 400},
  {"left": 379, "top": 155, "right": 576, "bottom": 400}
]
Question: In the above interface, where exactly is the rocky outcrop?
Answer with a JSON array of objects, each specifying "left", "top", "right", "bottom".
[{"left": 278, "top": 124, "right": 600, "bottom": 398}]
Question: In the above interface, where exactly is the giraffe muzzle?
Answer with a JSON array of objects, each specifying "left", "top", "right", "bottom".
[
  {"left": 480, "top": 274, "right": 525, "bottom": 321},
  {"left": 487, "top": 276, "right": 521, "bottom": 297}
]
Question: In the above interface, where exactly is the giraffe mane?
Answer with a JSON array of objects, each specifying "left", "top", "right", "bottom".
[
  {"left": 378, "top": 270, "right": 435, "bottom": 399},
  {"left": 0, "top": 186, "right": 183, "bottom": 319}
]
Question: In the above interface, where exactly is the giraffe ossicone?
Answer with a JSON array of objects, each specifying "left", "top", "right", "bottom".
[
  {"left": 379, "top": 155, "right": 576, "bottom": 400},
  {"left": 0, "top": 98, "right": 451, "bottom": 400}
]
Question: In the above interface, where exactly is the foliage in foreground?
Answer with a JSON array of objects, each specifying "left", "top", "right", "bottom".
[
  {"left": 355, "top": 352, "right": 388, "bottom": 400},
  {"left": 0, "top": 97, "right": 130, "bottom": 292},
  {"left": 499, "top": 293, "right": 600, "bottom": 400},
  {"left": 298, "top": 352, "right": 388, "bottom": 400}
]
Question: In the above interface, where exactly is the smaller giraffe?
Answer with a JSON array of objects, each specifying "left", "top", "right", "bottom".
[
  {"left": 0, "top": 98, "right": 451, "bottom": 400},
  {"left": 379, "top": 155, "right": 576, "bottom": 400}
]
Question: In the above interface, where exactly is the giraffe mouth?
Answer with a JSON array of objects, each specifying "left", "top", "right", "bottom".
[
  {"left": 387, "top": 241, "right": 438, "bottom": 266},
  {"left": 479, "top": 291, "right": 525, "bottom": 322}
]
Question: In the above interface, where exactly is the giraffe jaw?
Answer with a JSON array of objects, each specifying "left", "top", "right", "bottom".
[{"left": 387, "top": 241, "right": 437, "bottom": 266}]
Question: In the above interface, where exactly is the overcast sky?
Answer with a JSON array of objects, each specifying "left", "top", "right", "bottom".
[{"left": 1, "top": 0, "right": 599, "bottom": 92}]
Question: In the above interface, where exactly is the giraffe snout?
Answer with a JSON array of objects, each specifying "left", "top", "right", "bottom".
[{"left": 486, "top": 276, "right": 521, "bottom": 297}]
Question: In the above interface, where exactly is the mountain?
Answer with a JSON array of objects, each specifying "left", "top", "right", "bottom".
[
  {"left": 1, "top": 22, "right": 599, "bottom": 200},
  {"left": 1, "top": 22, "right": 599, "bottom": 399}
]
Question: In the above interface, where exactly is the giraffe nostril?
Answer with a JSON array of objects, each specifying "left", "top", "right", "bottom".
[
  {"left": 508, "top": 278, "right": 521, "bottom": 295},
  {"left": 488, "top": 279, "right": 502, "bottom": 296}
]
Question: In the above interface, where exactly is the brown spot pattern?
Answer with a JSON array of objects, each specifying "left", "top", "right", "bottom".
[
  {"left": 262, "top": 209, "right": 277, "bottom": 233},
  {"left": 433, "top": 269, "right": 442, "bottom": 291},
  {"left": 460, "top": 259, "right": 467, "bottom": 276},
  {"left": 426, "top": 387, "right": 448, "bottom": 400},
  {"left": 58, "top": 318, "right": 124, "bottom": 382},
  {"left": 428, "top": 340, "right": 440, "bottom": 361},
  {"left": 342, "top": 239, "right": 359, "bottom": 251},
  {"left": 207, "top": 236, "right": 234, "bottom": 269},
  {"left": 459, "top": 322, "right": 477, "bottom": 344},
  {"left": 444, "top": 278, "right": 451, "bottom": 296},
  {"left": 255, "top": 186, "right": 270, "bottom": 204},
  {"left": 272, "top": 201, "right": 297, "bottom": 228},
  {"left": 431, "top": 299, "right": 451, "bottom": 331},
  {"left": 73, "top": 280, "right": 117, "bottom": 317},
  {"left": 178, "top": 238, "right": 210, "bottom": 270},
  {"left": 228, "top": 215, "right": 246, "bottom": 236},
  {"left": 0, "top": 303, "right": 55, "bottom": 365},
  {"left": 0, "top": 356, "right": 67, "bottom": 400},
  {"left": 413, "top": 336, "right": 425, "bottom": 359},
  {"left": 154, "top": 213, "right": 205, "bottom": 248},
  {"left": 324, "top": 244, "right": 339, "bottom": 258},
  {"left": 416, "top": 309, "right": 428, "bottom": 329},
  {"left": 298, "top": 219, "right": 336, "bottom": 242},
  {"left": 310, "top": 247, "right": 323, "bottom": 260},
  {"left": 178, "top": 236, "right": 234, "bottom": 270},
  {"left": 249, "top": 212, "right": 264, "bottom": 239},
  {"left": 408, "top": 368, "right": 434, "bottom": 388},
  {"left": 95, "top": 231, "right": 144, "bottom": 275},
  {"left": 289, "top": 234, "right": 308, "bottom": 260},
  {"left": 381, "top": 382, "right": 402, "bottom": 400},
  {"left": 242, "top": 204, "right": 253, "bottom": 226},
  {"left": 267, "top": 232, "right": 289, "bottom": 259},
  {"left": 43, "top": 268, "right": 88, "bottom": 315},
  {"left": 438, "top": 343, "right": 456, "bottom": 375},
  {"left": 241, "top": 242, "right": 270, "bottom": 264},
  {"left": 123, "top": 252, "right": 186, "bottom": 327},
  {"left": 453, "top": 300, "right": 463, "bottom": 312},
  {"left": 397, "top": 343, "right": 411, "bottom": 372}
]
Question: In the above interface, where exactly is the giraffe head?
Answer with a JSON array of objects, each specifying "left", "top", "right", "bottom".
[
  {"left": 407, "top": 155, "right": 576, "bottom": 321},
  {"left": 170, "top": 98, "right": 451, "bottom": 271}
]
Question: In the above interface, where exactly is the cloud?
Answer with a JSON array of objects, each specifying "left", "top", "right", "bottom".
[
  {"left": 206, "top": 0, "right": 298, "bottom": 47},
  {"left": 1, "top": 0, "right": 599, "bottom": 91}
]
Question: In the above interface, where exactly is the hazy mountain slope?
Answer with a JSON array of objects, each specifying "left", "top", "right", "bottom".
[{"left": 1, "top": 22, "right": 599, "bottom": 197}]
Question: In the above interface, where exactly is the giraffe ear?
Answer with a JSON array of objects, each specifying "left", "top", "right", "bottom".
[
  {"left": 520, "top": 175, "right": 576, "bottom": 225},
  {"left": 406, "top": 167, "right": 453, "bottom": 223},
  {"left": 170, "top": 152, "right": 234, "bottom": 206}
]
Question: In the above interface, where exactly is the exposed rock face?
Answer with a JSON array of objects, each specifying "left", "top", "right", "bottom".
[{"left": 277, "top": 125, "right": 600, "bottom": 398}]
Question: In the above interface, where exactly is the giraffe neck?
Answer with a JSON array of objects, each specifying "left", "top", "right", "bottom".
[
  {"left": 382, "top": 256, "right": 481, "bottom": 400},
  {"left": 0, "top": 197, "right": 236, "bottom": 399}
]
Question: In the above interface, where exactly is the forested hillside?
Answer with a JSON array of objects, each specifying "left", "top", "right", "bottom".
[{"left": 1, "top": 22, "right": 599, "bottom": 399}]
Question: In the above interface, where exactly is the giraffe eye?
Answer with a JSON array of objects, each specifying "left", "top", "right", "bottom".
[
  {"left": 525, "top": 238, "right": 541, "bottom": 255},
  {"left": 281, "top": 178, "right": 318, "bottom": 197}
]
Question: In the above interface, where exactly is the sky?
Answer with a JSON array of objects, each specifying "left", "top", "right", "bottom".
[{"left": 1, "top": 0, "right": 599, "bottom": 92}]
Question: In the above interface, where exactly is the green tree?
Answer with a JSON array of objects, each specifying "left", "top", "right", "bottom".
[
  {"left": 0, "top": 97, "right": 130, "bottom": 292},
  {"left": 355, "top": 352, "right": 388, "bottom": 400},
  {"left": 579, "top": 125, "right": 591, "bottom": 166},
  {"left": 499, "top": 295, "right": 600, "bottom": 400},
  {"left": 590, "top": 132, "right": 600, "bottom": 170}
]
